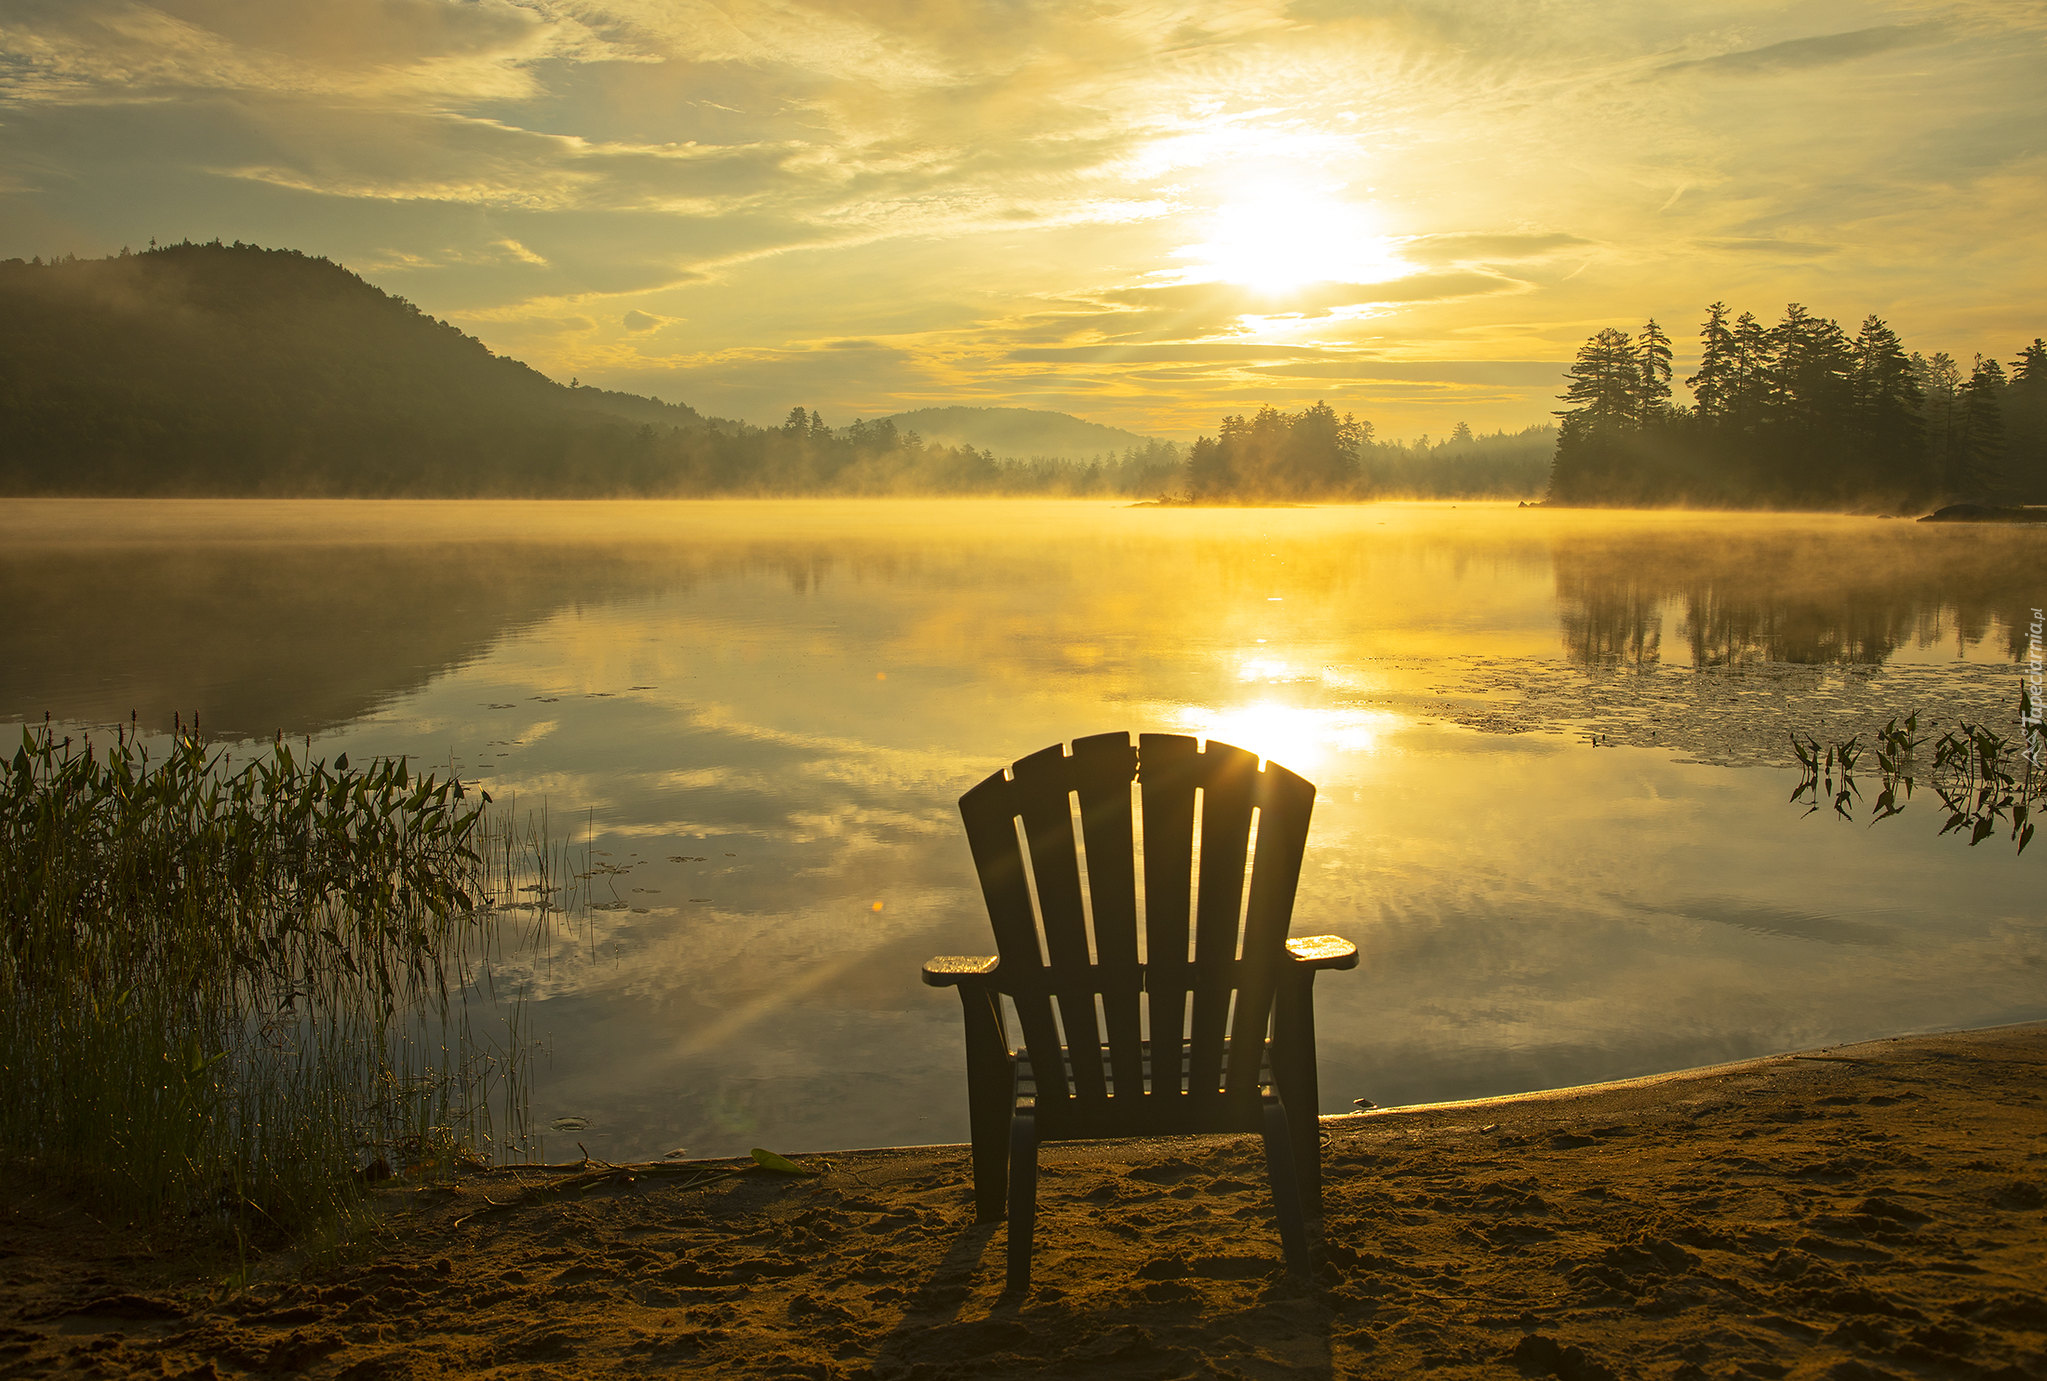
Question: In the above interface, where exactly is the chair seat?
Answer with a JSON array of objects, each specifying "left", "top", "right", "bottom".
[{"left": 1016, "top": 1037, "right": 1276, "bottom": 1140}]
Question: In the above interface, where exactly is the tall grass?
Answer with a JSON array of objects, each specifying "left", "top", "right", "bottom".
[{"left": 0, "top": 718, "right": 551, "bottom": 1246}]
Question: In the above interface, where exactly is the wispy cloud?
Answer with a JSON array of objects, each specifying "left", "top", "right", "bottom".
[{"left": 1657, "top": 24, "right": 1935, "bottom": 76}]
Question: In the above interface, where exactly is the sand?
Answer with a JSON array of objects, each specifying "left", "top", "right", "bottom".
[{"left": 4, "top": 1023, "right": 2044, "bottom": 1380}]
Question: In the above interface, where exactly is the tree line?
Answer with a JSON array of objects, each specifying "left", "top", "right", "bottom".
[
  {"left": 1548, "top": 303, "right": 2047, "bottom": 508},
  {"left": 1178, "top": 403, "right": 1553, "bottom": 501}
]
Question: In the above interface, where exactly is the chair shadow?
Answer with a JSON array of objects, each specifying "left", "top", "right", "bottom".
[
  {"left": 869, "top": 1221, "right": 1004, "bottom": 1371},
  {"left": 868, "top": 1208, "right": 1335, "bottom": 1379}
]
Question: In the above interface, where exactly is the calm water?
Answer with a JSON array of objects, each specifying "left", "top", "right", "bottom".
[{"left": 3, "top": 499, "right": 2041, "bottom": 1162}]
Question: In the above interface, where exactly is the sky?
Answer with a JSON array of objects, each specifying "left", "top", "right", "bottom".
[{"left": 2, "top": 1, "right": 2044, "bottom": 440}]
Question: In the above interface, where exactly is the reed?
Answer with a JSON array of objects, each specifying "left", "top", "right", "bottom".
[{"left": 0, "top": 718, "right": 547, "bottom": 1247}]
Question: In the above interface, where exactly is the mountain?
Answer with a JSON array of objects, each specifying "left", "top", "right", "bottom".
[
  {"left": 880, "top": 406, "right": 1156, "bottom": 460},
  {"left": 0, "top": 242, "right": 722, "bottom": 495}
]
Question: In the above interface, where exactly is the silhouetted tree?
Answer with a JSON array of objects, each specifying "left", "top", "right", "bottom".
[
  {"left": 2005, "top": 339, "right": 2047, "bottom": 500},
  {"left": 1948, "top": 356, "right": 2007, "bottom": 495},
  {"left": 1634, "top": 319, "right": 1674, "bottom": 423},
  {"left": 1727, "top": 311, "right": 1775, "bottom": 437},
  {"left": 1181, "top": 401, "right": 1364, "bottom": 501},
  {"left": 1549, "top": 297, "right": 2040, "bottom": 509},
  {"left": 1848, "top": 315, "right": 1923, "bottom": 497},
  {"left": 1561, "top": 327, "right": 1640, "bottom": 430},
  {"left": 1688, "top": 302, "right": 1737, "bottom": 423}
]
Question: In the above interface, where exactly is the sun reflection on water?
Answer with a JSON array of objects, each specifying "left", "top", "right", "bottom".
[{"left": 1174, "top": 700, "right": 1395, "bottom": 775}]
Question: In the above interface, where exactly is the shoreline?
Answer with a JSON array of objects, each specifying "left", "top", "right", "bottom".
[{"left": 5, "top": 1022, "right": 2044, "bottom": 1378}]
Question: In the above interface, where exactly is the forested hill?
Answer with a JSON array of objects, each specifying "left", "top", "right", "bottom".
[
  {"left": 878, "top": 406, "right": 1154, "bottom": 460},
  {"left": 0, "top": 243, "right": 1198, "bottom": 497},
  {"left": 0, "top": 243, "right": 733, "bottom": 494}
]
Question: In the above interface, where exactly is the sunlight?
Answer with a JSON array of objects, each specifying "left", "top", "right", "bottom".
[
  {"left": 1236, "top": 654, "right": 1300, "bottom": 683},
  {"left": 1178, "top": 181, "right": 1411, "bottom": 295},
  {"left": 1177, "top": 700, "right": 1391, "bottom": 774}
]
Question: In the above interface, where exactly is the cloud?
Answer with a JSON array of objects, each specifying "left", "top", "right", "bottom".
[
  {"left": 0, "top": 0, "right": 586, "bottom": 105},
  {"left": 1006, "top": 342, "right": 1331, "bottom": 364},
  {"left": 198, "top": 102, "right": 805, "bottom": 214},
  {"left": 355, "top": 238, "right": 551, "bottom": 272},
  {"left": 1249, "top": 360, "right": 1567, "bottom": 385},
  {"left": 1399, "top": 233, "right": 1595, "bottom": 265},
  {"left": 1657, "top": 24, "right": 1935, "bottom": 77},
  {"left": 988, "top": 272, "right": 1529, "bottom": 346},
  {"left": 1695, "top": 237, "right": 1836, "bottom": 259}
]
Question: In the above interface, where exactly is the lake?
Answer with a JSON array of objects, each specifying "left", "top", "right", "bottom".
[{"left": 2, "top": 498, "right": 2041, "bottom": 1163}]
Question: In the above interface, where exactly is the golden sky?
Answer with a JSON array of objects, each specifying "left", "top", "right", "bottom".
[{"left": 2, "top": 1, "right": 2043, "bottom": 438}]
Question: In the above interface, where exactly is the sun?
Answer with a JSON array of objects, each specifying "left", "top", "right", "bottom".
[{"left": 1177, "top": 180, "right": 1411, "bottom": 295}]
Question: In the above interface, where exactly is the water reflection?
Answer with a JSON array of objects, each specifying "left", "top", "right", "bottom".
[
  {"left": 1175, "top": 701, "right": 1393, "bottom": 774},
  {"left": 1552, "top": 520, "right": 2039, "bottom": 668},
  {"left": 2, "top": 500, "right": 2041, "bottom": 1161},
  {"left": 3, "top": 502, "right": 2034, "bottom": 741}
]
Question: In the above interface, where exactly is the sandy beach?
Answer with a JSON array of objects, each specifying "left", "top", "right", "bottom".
[{"left": 4, "top": 1022, "right": 2043, "bottom": 1380}]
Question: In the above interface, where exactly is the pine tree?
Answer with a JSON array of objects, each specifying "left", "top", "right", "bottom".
[
  {"left": 1727, "top": 311, "right": 1774, "bottom": 435},
  {"left": 1634, "top": 319, "right": 1674, "bottom": 423},
  {"left": 1688, "top": 302, "right": 1736, "bottom": 423},
  {"left": 1768, "top": 304, "right": 1854, "bottom": 499},
  {"left": 2012, "top": 339, "right": 2047, "bottom": 386},
  {"left": 1912, "top": 351, "right": 1964, "bottom": 488},
  {"left": 1548, "top": 327, "right": 1644, "bottom": 502},
  {"left": 1559, "top": 327, "right": 1640, "bottom": 429},
  {"left": 2005, "top": 339, "right": 2047, "bottom": 501},
  {"left": 1849, "top": 315, "right": 1925, "bottom": 497},
  {"left": 1770, "top": 304, "right": 1852, "bottom": 433},
  {"left": 1950, "top": 355, "right": 2007, "bottom": 495}
]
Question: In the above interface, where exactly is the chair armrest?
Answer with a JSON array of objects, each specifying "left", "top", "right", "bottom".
[
  {"left": 922, "top": 954, "right": 1001, "bottom": 987},
  {"left": 1284, "top": 935, "right": 1358, "bottom": 970}
]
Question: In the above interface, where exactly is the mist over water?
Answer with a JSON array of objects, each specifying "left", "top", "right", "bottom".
[{"left": 3, "top": 498, "right": 2041, "bottom": 1161}]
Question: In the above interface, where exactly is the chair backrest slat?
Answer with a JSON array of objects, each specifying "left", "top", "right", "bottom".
[
  {"left": 1186, "top": 741, "right": 1259, "bottom": 1094},
  {"left": 958, "top": 769, "right": 1071, "bottom": 1100},
  {"left": 1009, "top": 744, "right": 1109, "bottom": 1102},
  {"left": 959, "top": 732, "right": 1315, "bottom": 1115},
  {"left": 1136, "top": 733, "right": 1200, "bottom": 1091},
  {"left": 1069, "top": 732, "right": 1144, "bottom": 1095},
  {"left": 1226, "top": 759, "right": 1316, "bottom": 1091}
]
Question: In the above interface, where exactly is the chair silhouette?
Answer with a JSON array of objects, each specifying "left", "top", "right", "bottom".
[{"left": 923, "top": 731, "right": 1357, "bottom": 1292}]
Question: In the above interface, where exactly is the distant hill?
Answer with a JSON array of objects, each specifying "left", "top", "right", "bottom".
[
  {"left": 0, "top": 244, "right": 1192, "bottom": 497},
  {"left": 0, "top": 242, "right": 726, "bottom": 495},
  {"left": 880, "top": 406, "right": 1155, "bottom": 460}
]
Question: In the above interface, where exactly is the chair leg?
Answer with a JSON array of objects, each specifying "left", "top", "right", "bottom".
[
  {"left": 959, "top": 986, "right": 1012, "bottom": 1223},
  {"left": 1272, "top": 976, "right": 1324, "bottom": 1218},
  {"left": 1005, "top": 1099, "right": 1038, "bottom": 1295},
  {"left": 1260, "top": 1090, "right": 1311, "bottom": 1279}
]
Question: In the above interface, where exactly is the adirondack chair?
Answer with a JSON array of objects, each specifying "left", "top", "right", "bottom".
[{"left": 923, "top": 731, "right": 1357, "bottom": 1292}]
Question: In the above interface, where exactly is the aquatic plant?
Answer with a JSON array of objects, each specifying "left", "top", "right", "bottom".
[
  {"left": 1790, "top": 701, "right": 2040, "bottom": 853},
  {"left": 0, "top": 718, "right": 544, "bottom": 1246}
]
